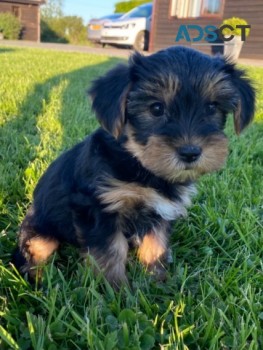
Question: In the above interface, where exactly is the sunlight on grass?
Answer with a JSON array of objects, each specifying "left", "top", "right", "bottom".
[
  {"left": 24, "top": 80, "right": 67, "bottom": 199},
  {"left": 0, "top": 325, "right": 19, "bottom": 350}
]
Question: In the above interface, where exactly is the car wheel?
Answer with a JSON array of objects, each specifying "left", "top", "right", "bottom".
[{"left": 134, "top": 31, "right": 149, "bottom": 51}]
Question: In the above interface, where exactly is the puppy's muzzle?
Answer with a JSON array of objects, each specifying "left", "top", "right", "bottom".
[{"left": 177, "top": 145, "right": 202, "bottom": 163}]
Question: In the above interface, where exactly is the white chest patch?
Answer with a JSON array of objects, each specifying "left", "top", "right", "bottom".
[
  {"left": 149, "top": 184, "right": 197, "bottom": 221},
  {"left": 98, "top": 178, "right": 197, "bottom": 221}
]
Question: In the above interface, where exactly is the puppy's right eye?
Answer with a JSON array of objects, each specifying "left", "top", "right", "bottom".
[{"left": 150, "top": 102, "right": 165, "bottom": 117}]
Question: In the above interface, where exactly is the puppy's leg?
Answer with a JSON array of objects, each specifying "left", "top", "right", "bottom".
[
  {"left": 137, "top": 227, "right": 168, "bottom": 280},
  {"left": 83, "top": 231, "right": 129, "bottom": 289},
  {"left": 13, "top": 210, "right": 59, "bottom": 280}
]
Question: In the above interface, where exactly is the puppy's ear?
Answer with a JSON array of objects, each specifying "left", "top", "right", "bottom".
[
  {"left": 226, "top": 63, "right": 256, "bottom": 134},
  {"left": 88, "top": 64, "right": 130, "bottom": 138}
]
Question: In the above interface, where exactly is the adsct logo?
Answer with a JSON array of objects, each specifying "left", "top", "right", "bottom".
[{"left": 175, "top": 24, "right": 251, "bottom": 45}]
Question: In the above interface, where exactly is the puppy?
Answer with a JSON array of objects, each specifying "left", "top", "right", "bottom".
[{"left": 13, "top": 46, "right": 255, "bottom": 288}]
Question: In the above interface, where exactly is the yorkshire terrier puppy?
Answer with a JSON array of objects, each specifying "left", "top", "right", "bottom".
[{"left": 13, "top": 46, "right": 255, "bottom": 288}]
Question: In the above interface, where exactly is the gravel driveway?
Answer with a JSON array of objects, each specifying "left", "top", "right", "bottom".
[{"left": 0, "top": 40, "right": 133, "bottom": 58}]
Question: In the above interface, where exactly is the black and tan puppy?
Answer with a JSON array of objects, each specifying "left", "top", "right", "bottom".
[{"left": 13, "top": 46, "right": 255, "bottom": 287}]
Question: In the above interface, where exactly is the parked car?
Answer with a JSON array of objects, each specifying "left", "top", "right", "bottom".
[
  {"left": 101, "top": 3, "right": 152, "bottom": 51},
  {"left": 87, "top": 13, "right": 124, "bottom": 42}
]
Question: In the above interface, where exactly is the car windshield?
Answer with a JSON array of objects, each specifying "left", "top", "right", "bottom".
[
  {"left": 121, "top": 3, "right": 152, "bottom": 19},
  {"left": 100, "top": 14, "right": 123, "bottom": 20}
]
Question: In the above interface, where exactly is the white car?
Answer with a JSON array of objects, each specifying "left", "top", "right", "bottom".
[
  {"left": 87, "top": 14, "right": 124, "bottom": 42},
  {"left": 101, "top": 3, "right": 152, "bottom": 51}
]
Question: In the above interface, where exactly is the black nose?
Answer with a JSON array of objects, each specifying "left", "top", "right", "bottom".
[{"left": 178, "top": 145, "right": 202, "bottom": 163}]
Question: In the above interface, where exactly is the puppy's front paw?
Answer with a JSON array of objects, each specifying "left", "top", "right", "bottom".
[{"left": 147, "top": 261, "right": 167, "bottom": 282}]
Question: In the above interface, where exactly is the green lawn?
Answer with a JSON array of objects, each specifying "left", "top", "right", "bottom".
[{"left": 0, "top": 46, "right": 262, "bottom": 350}]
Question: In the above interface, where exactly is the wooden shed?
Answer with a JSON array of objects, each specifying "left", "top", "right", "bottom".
[
  {"left": 150, "top": 0, "right": 263, "bottom": 59},
  {"left": 0, "top": 0, "right": 45, "bottom": 41}
]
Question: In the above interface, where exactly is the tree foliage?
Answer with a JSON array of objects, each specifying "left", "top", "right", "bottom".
[
  {"left": 41, "top": 0, "right": 64, "bottom": 19},
  {"left": 41, "top": 16, "right": 87, "bottom": 44},
  {"left": 41, "top": 0, "right": 88, "bottom": 45},
  {"left": 114, "top": 0, "right": 151, "bottom": 14}
]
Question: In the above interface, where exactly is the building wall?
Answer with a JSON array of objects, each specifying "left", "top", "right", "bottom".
[
  {"left": 150, "top": 0, "right": 263, "bottom": 59},
  {"left": 0, "top": 1, "right": 40, "bottom": 41}
]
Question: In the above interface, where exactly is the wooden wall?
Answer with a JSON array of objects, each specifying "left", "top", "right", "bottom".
[
  {"left": 0, "top": 1, "right": 40, "bottom": 41},
  {"left": 150, "top": 0, "right": 263, "bottom": 59}
]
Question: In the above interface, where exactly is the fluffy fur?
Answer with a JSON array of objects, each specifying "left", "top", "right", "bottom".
[{"left": 13, "top": 46, "right": 255, "bottom": 288}]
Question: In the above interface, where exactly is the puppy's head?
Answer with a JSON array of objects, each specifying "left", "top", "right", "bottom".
[{"left": 89, "top": 47, "right": 255, "bottom": 182}]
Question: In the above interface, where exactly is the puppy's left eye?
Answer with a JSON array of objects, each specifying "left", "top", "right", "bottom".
[
  {"left": 150, "top": 102, "right": 165, "bottom": 117},
  {"left": 206, "top": 102, "right": 217, "bottom": 115}
]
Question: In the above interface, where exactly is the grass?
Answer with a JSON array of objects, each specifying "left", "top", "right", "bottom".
[{"left": 0, "top": 46, "right": 262, "bottom": 350}]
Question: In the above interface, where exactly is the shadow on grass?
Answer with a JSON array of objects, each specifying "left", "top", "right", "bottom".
[
  {"left": 0, "top": 55, "right": 124, "bottom": 252},
  {"left": 0, "top": 47, "right": 17, "bottom": 54}
]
